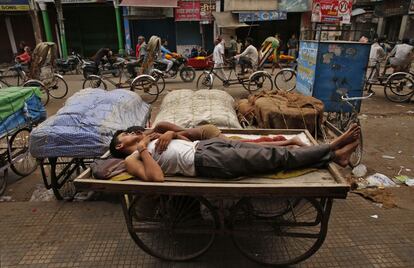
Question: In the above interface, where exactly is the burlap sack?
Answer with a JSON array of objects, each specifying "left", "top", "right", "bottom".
[{"left": 250, "top": 91, "right": 324, "bottom": 134}]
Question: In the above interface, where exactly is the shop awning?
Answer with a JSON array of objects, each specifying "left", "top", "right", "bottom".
[
  {"left": 212, "top": 12, "right": 251, "bottom": 28},
  {"left": 120, "top": 0, "right": 177, "bottom": 8}
]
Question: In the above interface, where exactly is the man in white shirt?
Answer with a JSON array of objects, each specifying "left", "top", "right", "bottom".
[
  {"left": 213, "top": 38, "right": 227, "bottom": 80},
  {"left": 368, "top": 38, "right": 386, "bottom": 82},
  {"left": 109, "top": 124, "right": 361, "bottom": 182},
  {"left": 388, "top": 38, "right": 414, "bottom": 72},
  {"left": 234, "top": 37, "right": 258, "bottom": 75}
]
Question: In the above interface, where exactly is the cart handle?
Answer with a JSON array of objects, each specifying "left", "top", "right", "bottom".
[{"left": 341, "top": 93, "right": 374, "bottom": 101}]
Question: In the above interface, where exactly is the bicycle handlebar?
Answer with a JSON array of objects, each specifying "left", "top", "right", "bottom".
[{"left": 341, "top": 93, "right": 374, "bottom": 101}]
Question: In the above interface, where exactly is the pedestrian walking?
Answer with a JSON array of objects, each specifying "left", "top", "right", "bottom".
[
  {"left": 228, "top": 36, "right": 238, "bottom": 57},
  {"left": 212, "top": 38, "right": 227, "bottom": 81},
  {"left": 288, "top": 34, "right": 299, "bottom": 58}
]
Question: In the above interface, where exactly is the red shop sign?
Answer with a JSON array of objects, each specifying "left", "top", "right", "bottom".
[
  {"left": 312, "top": 0, "right": 341, "bottom": 24},
  {"left": 175, "top": 0, "right": 201, "bottom": 21}
]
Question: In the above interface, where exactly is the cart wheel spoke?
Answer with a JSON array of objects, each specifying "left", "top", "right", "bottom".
[
  {"left": 48, "top": 75, "right": 69, "bottom": 99},
  {"left": 82, "top": 75, "right": 107, "bottom": 90},
  {"left": 9, "top": 128, "right": 37, "bottom": 177},
  {"left": 131, "top": 76, "right": 159, "bottom": 104},
  {"left": 127, "top": 195, "right": 218, "bottom": 261},
  {"left": 384, "top": 74, "right": 414, "bottom": 103},
  {"left": 230, "top": 197, "right": 326, "bottom": 266},
  {"left": 248, "top": 72, "right": 273, "bottom": 93},
  {"left": 274, "top": 69, "right": 296, "bottom": 92},
  {"left": 196, "top": 72, "right": 213, "bottom": 90}
]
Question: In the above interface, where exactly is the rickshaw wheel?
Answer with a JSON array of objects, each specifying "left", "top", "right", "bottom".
[
  {"left": 180, "top": 67, "right": 196, "bottom": 82},
  {"left": 196, "top": 72, "right": 213, "bottom": 90},
  {"left": 23, "top": 80, "right": 50, "bottom": 106},
  {"left": 149, "top": 70, "right": 166, "bottom": 94},
  {"left": 82, "top": 75, "right": 107, "bottom": 90},
  {"left": 47, "top": 74, "right": 69, "bottom": 99},
  {"left": 127, "top": 195, "right": 219, "bottom": 261},
  {"left": 247, "top": 72, "right": 273, "bottom": 93},
  {"left": 130, "top": 76, "right": 159, "bottom": 104},
  {"left": 46, "top": 157, "right": 85, "bottom": 200},
  {"left": 230, "top": 197, "right": 325, "bottom": 267},
  {"left": 384, "top": 74, "right": 414, "bottom": 103},
  {"left": 0, "top": 169, "right": 7, "bottom": 196},
  {"left": 9, "top": 128, "right": 37, "bottom": 177},
  {"left": 274, "top": 69, "right": 297, "bottom": 92}
]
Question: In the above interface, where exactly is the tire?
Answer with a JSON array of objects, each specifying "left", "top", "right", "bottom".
[
  {"left": 0, "top": 170, "right": 7, "bottom": 196},
  {"left": 150, "top": 70, "right": 166, "bottom": 94},
  {"left": 83, "top": 69, "right": 96, "bottom": 79},
  {"left": 127, "top": 195, "right": 219, "bottom": 261},
  {"left": 48, "top": 74, "right": 68, "bottom": 99},
  {"left": 82, "top": 75, "right": 107, "bottom": 90},
  {"left": 23, "top": 80, "right": 50, "bottom": 106},
  {"left": 231, "top": 197, "right": 325, "bottom": 267},
  {"left": 130, "top": 76, "right": 159, "bottom": 104},
  {"left": 9, "top": 128, "right": 38, "bottom": 177},
  {"left": 180, "top": 66, "right": 196, "bottom": 82},
  {"left": 248, "top": 72, "right": 273, "bottom": 93},
  {"left": 274, "top": 69, "right": 296, "bottom": 92},
  {"left": 196, "top": 72, "right": 213, "bottom": 90},
  {"left": 0, "top": 78, "right": 9, "bottom": 88},
  {"left": 384, "top": 73, "right": 414, "bottom": 103}
]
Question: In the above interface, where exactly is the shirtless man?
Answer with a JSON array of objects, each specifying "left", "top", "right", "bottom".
[{"left": 110, "top": 123, "right": 360, "bottom": 182}]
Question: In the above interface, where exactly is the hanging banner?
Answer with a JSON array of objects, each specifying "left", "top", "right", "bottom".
[
  {"left": 409, "top": 0, "right": 414, "bottom": 15},
  {"left": 312, "top": 0, "right": 352, "bottom": 24},
  {"left": 200, "top": 0, "right": 215, "bottom": 22},
  {"left": 175, "top": 0, "right": 201, "bottom": 21},
  {"left": 279, "top": 0, "right": 310, "bottom": 12},
  {"left": 0, "top": 0, "right": 29, "bottom": 11},
  {"left": 238, "top": 11, "right": 287, "bottom": 22},
  {"left": 338, "top": 0, "right": 352, "bottom": 24}
]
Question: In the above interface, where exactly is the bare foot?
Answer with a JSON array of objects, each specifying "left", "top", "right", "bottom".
[
  {"left": 333, "top": 140, "right": 359, "bottom": 167},
  {"left": 330, "top": 123, "right": 360, "bottom": 150}
]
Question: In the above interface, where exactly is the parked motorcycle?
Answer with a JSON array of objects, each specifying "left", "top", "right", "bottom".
[
  {"left": 56, "top": 52, "right": 84, "bottom": 75},
  {"left": 153, "top": 53, "right": 196, "bottom": 82},
  {"left": 82, "top": 57, "right": 122, "bottom": 79}
]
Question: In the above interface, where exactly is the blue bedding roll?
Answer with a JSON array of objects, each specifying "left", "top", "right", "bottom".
[{"left": 29, "top": 88, "right": 150, "bottom": 158}]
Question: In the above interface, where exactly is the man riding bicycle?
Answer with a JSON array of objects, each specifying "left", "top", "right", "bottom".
[
  {"left": 388, "top": 38, "right": 413, "bottom": 72},
  {"left": 234, "top": 38, "right": 258, "bottom": 75}
]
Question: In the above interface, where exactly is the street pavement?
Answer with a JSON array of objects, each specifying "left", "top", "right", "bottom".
[{"left": 1, "top": 72, "right": 414, "bottom": 267}]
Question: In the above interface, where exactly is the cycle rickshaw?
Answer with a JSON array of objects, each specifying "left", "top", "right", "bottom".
[{"left": 0, "top": 87, "right": 46, "bottom": 195}]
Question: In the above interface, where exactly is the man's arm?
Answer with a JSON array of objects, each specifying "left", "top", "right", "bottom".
[
  {"left": 125, "top": 145, "right": 164, "bottom": 182},
  {"left": 151, "top": 121, "right": 203, "bottom": 141}
]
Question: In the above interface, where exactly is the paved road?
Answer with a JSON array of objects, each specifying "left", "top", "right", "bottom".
[{"left": 1, "top": 71, "right": 414, "bottom": 267}]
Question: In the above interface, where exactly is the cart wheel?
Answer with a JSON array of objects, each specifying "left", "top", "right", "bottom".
[
  {"left": 248, "top": 72, "right": 273, "bottom": 93},
  {"left": 180, "top": 66, "right": 196, "bottom": 82},
  {"left": 46, "top": 157, "right": 85, "bottom": 200},
  {"left": 47, "top": 74, "right": 69, "bottom": 99},
  {"left": 384, "top": 73, "right": 414, "bottom": 103},
  {"left": 23, "top": 80, "right": 50, "bottom": 106},
  {"left": 130, "top": 75, "right": 159, "bottom": 104},
  {"left": 9, "top": 128, "right": 37, "bottom": 177},
  {"left": 0, "top": 78, "right": 9, "bottom": 88},
  {"left": 0, "top": 169, "right": 7, "bottom": 196},
  {"left": 274, "top": 69, "right": 296, "bottom": 92},
  {"left": 150, "top": 70, "right": 166, "bottom": 94},
  {"left": 196, "top": 72, "right": 213, "bottom": 90},
  {"left": 127, "top": 195, "right": 219, "bottom": 261},
  {"left": 230, "top": 197, "right": 325, "bottom": 267},
  {"left": 82, "top": 75, "right": 107, "bottom": 90}
]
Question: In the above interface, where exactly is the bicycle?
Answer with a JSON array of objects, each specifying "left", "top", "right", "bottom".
[
  {"left": 365, "top": 61, "right": 414, "bottom": 103},
  {"left": 196, "top": 59, "right": 273, "bottom": 92},
  {"left": 322, "top": 88, "right": 373, "bottom": 167},
  {"left": 274, "top": 65, "right": 297, "bottom": 92},
  {"left": 82, "top": 60, "right": 162, "bottom": 104}
]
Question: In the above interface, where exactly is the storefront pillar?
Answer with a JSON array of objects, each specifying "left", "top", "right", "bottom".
[
  {"left": 399, "top": 15, "right": 409, "bottom": 40},
  {"left": 122, "top": 7, "right": 131, "bottom": 54},
  {"left": 113, "top": 0, "right": 125, "bottom": 55},
  {"left": 38, "top": 2, "right": 53, "bottom": 42}
]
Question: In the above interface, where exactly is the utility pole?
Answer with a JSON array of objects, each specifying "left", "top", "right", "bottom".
[
  {"left": 39, "top": 2, "right": 53, "bottom": 42},
  {"left": 28, "top": 0, "right": 43, "bottom": 44},
  {"left": 55, "top": 0, "right": 68, "bottom": 58},
  {"left": 113, "top": 0, "right": 125, "bottom": 55}
]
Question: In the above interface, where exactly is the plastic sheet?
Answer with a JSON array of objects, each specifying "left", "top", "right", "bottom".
[{"left": 29, "top": 88, "right": 150, "bottom": 158}]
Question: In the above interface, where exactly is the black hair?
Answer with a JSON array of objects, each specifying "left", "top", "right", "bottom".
[
  {"left": 230, "top": 36, "right": 234, "bottom": 39},
  {"left": 109, "top": 130, "right": 129, "bottom": 159},
  {"left": 402, "top": 38, "right": 410, "bottom": 44},
  {"left": 245, "top": 37, "right": 253, "bottom": 45},
  {"left": 126, "top": 126, "right": 145, "bottom": 133}
]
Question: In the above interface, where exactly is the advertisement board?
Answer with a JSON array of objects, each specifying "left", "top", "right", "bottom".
[
  {"left": 175, "top": 0, "right": 201, "bottom": 21},
  {"left": 312, "top": 0, "right": 352, "bottom": 24},
  {"left": 0, "top": 0, "right": 29, "bottom": 11},
  {"left": 200, "top": 0, "right": 215, "bottom": 22},
  {"left": 239, "top": 11, "right": 287, "bottom": 22}
]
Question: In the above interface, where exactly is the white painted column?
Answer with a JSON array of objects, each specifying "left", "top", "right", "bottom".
[
  {"left": 376, "top": 17, "right": 385, "bottom": 38},
  {"left": 399, "top": 15, "right": 409, "bottom": 40},
  {"left": 214, "top": 0, "right": 221, "bottom": 39},
  {"left": 5, "top": 17, "right": 17, "bottom": 54}
]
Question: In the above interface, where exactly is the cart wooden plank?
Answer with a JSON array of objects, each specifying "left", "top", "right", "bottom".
[{"left": 74, "top": 129, "right": 350, "bottom": 198}]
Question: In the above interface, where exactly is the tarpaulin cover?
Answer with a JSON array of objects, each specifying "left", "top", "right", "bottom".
[
  {"left": 29, "top": 88, "right": 150, "bottom": 158},
  {"left": 0, "top": 87, "right": 46, "bottom": 137}
]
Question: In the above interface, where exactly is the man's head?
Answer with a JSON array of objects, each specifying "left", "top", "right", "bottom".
[
  {"left": 162, "top": 39, "right": 168, "bottom": 46},
  {"left": 245, "top": 37, "right": 253, "bottom": 46},
  {"left": 292, "top": 34, "right": 296, "bottom": 39},
  {"left": 138, "top": 36, "right": 145, "bottom": 44},
  {"left": 110, "top": 127, "right": 145, "bottom": 158},
  {"left": 230, "top": 36, "right": 234, "bottom": 40}
]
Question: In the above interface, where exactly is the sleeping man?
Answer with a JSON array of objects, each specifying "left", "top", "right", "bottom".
[{"left": 109, "top": 123, "right": 360, "bottom": 182}]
